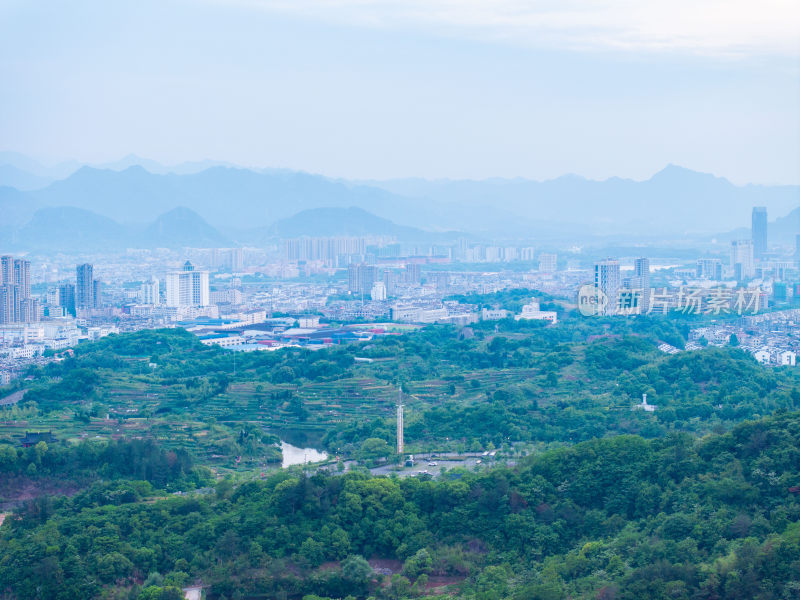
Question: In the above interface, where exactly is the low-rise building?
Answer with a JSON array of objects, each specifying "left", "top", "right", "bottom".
[
  {"left": 481, "top": 308, "right": 509, "bottom": 320},
  {"left": 198, "top": 334, "right": 246, "bottom": 348},
  {"left": 753, "top": 349, "right": 771, "bottom": 364},
  {"left": 515, "top": 301, "right": 557, "bottom": 324}
]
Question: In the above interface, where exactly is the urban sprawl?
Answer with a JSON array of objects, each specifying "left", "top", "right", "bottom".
[{"left": 2, "top": 206, "right": 798, "bottom": 384}]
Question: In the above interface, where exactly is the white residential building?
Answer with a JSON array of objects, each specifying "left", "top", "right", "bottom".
[
  {"left": 298, "top": 316, "right": 321, "bottom": 328},
  {"left": 731, "top": 240, "right": 755, "bottom": 280},
  {"left": 753, "top": 349, "right": 771, "bottom": 364},
  {"left": 371, "top": 281, "right": 387, "bottom": 301},
  {"left": 779, "top": 350, "right": 796, "bottom": 366},
  {"left": 140, "top": 277, "right": 161, "bottom": 305},
  {"left": 166, "top": 261, "right": 209, "bottom": 307},
  {"left": 1, "top": 344, "right": 45, "bottom": 359},
  {"left": 210, "top": 288, "right": 243, "bottom": 305},
  {"left": 594, "top": 259, "right": 620, "bottom": 315}
]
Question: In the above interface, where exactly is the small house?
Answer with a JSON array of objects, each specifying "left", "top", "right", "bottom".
[{"left": 20, "top": 431, "right": 57, "bottom": 448}]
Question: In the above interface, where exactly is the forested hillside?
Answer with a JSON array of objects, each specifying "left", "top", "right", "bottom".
[
  {"left": 1, "top": 306, "right": 799, "bottom": 598},
  {"left": 2, "top": 412, "right": 800, "bottom": 599}
]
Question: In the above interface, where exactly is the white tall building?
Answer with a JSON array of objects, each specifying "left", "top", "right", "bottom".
[
  {"left": 594, "top": 259, "right": 621, "bottom": 315},
  {"left": 140, "top": 277, "right": 160, "bottom": 305},
  {"left": 731, "top": 240, "right": 755, "bottom": 280},
  {"left": 166, "top": 261, "right": 209, "bottom": 307},
  {"left": 370, "top": 281, "right": 387, "bottom": 301},
  {"left": 628, "top": 257, "right": 650, "bottom": 313}
]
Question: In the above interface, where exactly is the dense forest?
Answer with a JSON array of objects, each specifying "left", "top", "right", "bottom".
[
  {"left": 2, "top": 412, "right": 800, "bottom": 599},
  {"left": 1, "top": 293, "right": 799, "bottom": 598}
]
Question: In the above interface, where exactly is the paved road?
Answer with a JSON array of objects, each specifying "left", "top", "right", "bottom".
[{"left": 369, "top": 453, "right": 508, "bottom": 478}]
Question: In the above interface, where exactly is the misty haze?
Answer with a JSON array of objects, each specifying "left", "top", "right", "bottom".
[{"left": 0, "top": 2, "right": 799, "bottom": 600}]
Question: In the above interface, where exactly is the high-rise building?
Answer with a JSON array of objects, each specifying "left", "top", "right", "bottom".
[
  {"left": 12, "top": 259, "right": 30, "bottom": 299},
  {"left": 485, "top": 246, "right": 501, "bottom": 262},
  {"left": 166, "top": 261, "right": 209, "bottom": 307},
  {"left": 519, "top": 247, "right": 535, "bottom": 262},
  {"left": 631, "top": 257, "right": 650, "bottom": 312},
  {"left": 348, "top": 263, "right": 377, "bottom": 296},
  {"left": 752, "top": 207, "right": 767, "bottom": 259},
  {"left": 93, "top": 280, "right": 103, "bottom": 309},
  {"left": 696, "top": 258, "right": 723, "bottom": 280},
  {"left": 434, "top": 272, "right": 450, "bottom": 293},
  {"left": 731, "top": 240, "right": 755, "bottom": 280},
  {"left": 285, "top": 237, "right": 368, "bottom": 265},
  {"left": 140, "top": 277, "right": 160, "bottom": 305},
  {"left": 503, "top": 247, "right": 518, "bottom": 262},
  {"left": 231, "top": 248, "right": 244, "bottom": 272},
  {"left": 0, "top": 256, "right": 31, "bottom": 323},
  {"left": 0, "top": 285, "right": 18, "bottom": 324},
  {"left": 405, "top": 263, "right": 421, "bottom": 285},
  {"left": 383, "top": 269, "right": 397, "bottom": 297},
  {"left": 76, "top": 264, "right": 96, "bottom": 309},
  {"left": 19, "top": 298, "right": 40, "bottom": 323},
  {"left": 539, "top": 253, "right": 557, "bottom": 273},
  {"left": 58, "top": 283, "right": 76, "bottom": 316},
  {"left": 594, "top": 259, "right": 621, "bottom": 315},
  {"left": 0, "top": 256, "right": 13, "bottom": 285}
]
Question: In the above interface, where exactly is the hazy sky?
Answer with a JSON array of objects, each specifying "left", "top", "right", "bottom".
[{"left": 1, "top": 0, "right": 798, "bottom": 184}]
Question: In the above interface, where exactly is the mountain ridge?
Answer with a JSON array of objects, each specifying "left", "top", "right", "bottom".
[{"left": 0, "top": 155, "right": 797, "bottom": 237}]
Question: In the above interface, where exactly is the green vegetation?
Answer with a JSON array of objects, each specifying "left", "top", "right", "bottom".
[
  {"left": 2, "top": 412, "right": 800, "bottom": 599},
  {"left": 5, "top": 307, "right": 791, "bottom": 468},
  {"left": 1, "top": 293, "right": 798, "bottom": 598}
]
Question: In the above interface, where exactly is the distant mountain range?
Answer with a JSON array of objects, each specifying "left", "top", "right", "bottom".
[
  {"left": 14, "top": 207, "right": 128, "bottom": 251},
  {"left": 0, "top": 153, "right": 797, "bottom": 250},
  {"left": 362, "top": 165, "right": 800, "bottom": 235},
  {"left": 266, "top": 207, "right": 427, "bottom": 239},
  {"left": 0, "top": 205, "right": 231, "bottom": 252},
  {"left": 0, "top": 204, "right": 431, "bottom": 252}
]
